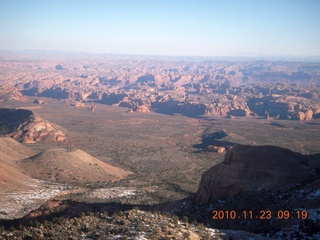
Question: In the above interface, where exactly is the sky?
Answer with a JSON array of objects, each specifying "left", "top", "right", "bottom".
[{"left": 0, "top": 0, "right": 319, "bottom": 57}]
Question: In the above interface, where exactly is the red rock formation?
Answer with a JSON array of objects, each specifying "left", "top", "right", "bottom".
[
  {"left": 71, "top": 102, "right": 86, "bottom": 107},
  {"left": 290, "top": 111, "right": 306, "bottom": 120},
  {"left": 33, "top": 99, "right": 45, "bottom": 104},
  {"left": 207, "top": 145, "right": 225, "bottom": 153},
  {"left": 133, "top": 105, "right": 150, "bottom": 113},
  {"left": 196, "top": 145, "right": 311, "bottom": 205},
  {"left": 0, "top": 108, "right": 66, "bottom": 143},
  {"left": 89, "top": 105, "right": 96, "bottom": 111},
  {"left": 304, "top": 109, "right": 313, "bottom": 120}
]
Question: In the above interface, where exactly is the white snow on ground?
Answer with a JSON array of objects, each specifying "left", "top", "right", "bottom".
[
  {"left": 89, "top": 187, "right": 137, "bottom": 199},
  {"left": 0, "top": 179, "right": 64, "bottom": 219},
  {"left": 135, "top": 233, "right": 148, "bottom": 240},
  {"left": 1, "top": 184, "right": 156, "bottom": 219}
]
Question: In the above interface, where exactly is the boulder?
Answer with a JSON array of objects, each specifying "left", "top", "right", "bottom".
[
  {"left": 304, "top": 109, "right": 313, "bottom": 120},
  {"left": 33, "top": 99, "right": 45, "bottom": 104},
  {"left": 71, "top": 102, "right": 86, "bottom": 107},
  {"left": 207, "top": 145, "right": 225, "bottom": 153},
  {"left": 196, "top": 145, "right": 312, "bottom": 205},
  {"left": 133, "top": 105, "right": 150, "bottom": 113},
  {"left": 290, "top": 111, "right": 305, "bottom": 120}
]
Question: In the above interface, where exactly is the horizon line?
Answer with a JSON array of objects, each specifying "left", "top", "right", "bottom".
[{"left": 1, "top": 49, "right": 320, "bottom": 62}]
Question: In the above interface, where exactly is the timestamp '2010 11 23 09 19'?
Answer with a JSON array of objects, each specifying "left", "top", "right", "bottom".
[{"left": 212, "top": 210, "right": 308, "bottom": 220}]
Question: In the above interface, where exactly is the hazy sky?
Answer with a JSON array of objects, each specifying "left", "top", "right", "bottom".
[{"left": 1, "top": 0, "right": 319, "bottom": 57}]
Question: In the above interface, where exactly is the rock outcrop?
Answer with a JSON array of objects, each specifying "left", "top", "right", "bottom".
[
  {"left": 0, "top": 87, "right": 27, "bottom": 102},
  {"left": 207, "top": 145, "right": 225, "bottom": 153},
  {"left": 0, "top": 108, "right": 66, "bottom": 143},
  {"left": 133, "top": 105, "right": 150, "bottom": 113},
  {"left": 196, "top": 145, "right": 315, "bottom": 205},
  {"left": 33, "top": 99, "right": 45, "bottom": 104}
]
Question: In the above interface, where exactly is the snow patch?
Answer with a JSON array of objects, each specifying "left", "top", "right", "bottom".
[{"left": 89, "top": 187, "right": 137, "bottom": 199}]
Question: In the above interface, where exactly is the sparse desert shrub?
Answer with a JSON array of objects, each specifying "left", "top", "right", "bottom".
[
  {"left": 44, "top": 232, "right": 54, "bottom": 238},
  {"left": 149, "top": 232, "right": 160, "bottom": 240},
  {"left": 172, "top": 215, "right": 179, "bottom": 225},
  {"left": 34, "top": 220, "right": 41, "bottom": 228},
  {"left": 197, "top": 222, "right": 205, "bottom": 231},
  {"left": 117, "top": 210, "right": 125, "bottom": 217},
  {"left": 88, "top": 211, "right": 95, "bottom": 217},
  {"left": 43, "top": 220, "right": 51, "bottom": 228},
  {"left": 136, "top": 221, "right": 144, "bottom": 231},
  {"left": 32, "top": 232, "right": 42, "bottom": 240},
  {"left": 164, "top": 231, "right": 172, "bottom": 240},
  {"left": 183, "top": 231, "right": 191, "bottom": 239},
  {"left": 182, "top": 215, "right": 189, "bottom": 223},
  {"left": 55, "top": 217, "right": 64, "bottom": 225}
]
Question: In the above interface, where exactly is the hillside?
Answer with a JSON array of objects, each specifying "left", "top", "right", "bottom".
[
  {"left": 0, "top": 137, "right": 38, "bottom": 191},
  {"left": 19, "top": 148, "right": 131, "bottom": 184},
  {"left": 196, "top": 145, "right": 314, "bottom": 204},
  {"left": 0, "top": 137, "right": 63, "bottom": 219},
  {"left": 0, "top": 137, "right": 37, "bottom": 161}
]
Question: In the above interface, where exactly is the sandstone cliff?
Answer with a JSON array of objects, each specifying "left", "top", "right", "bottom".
[{"left": 196, "top": 145, "right": 316, "bottom": 205}]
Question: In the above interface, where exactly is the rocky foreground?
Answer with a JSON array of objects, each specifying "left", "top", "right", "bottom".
[{"left": 0, "top": 204, "right": 275, "bottom": 240}]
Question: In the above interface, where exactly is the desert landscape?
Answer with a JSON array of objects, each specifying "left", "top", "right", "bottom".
[{"left": 0, "top": 51, "right": 319, "bottom": 239}]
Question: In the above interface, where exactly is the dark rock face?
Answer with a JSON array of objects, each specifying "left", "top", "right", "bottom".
[
  {"left": 38, "top": 87, "right": 70, "bottom": 100},
  {"left": 151, "top": 100, "right": 208, "bottom": 116},
  {"left": 0, "top": 109, "right": 33, "bottom": 134},
  {"left": 100, "top": 93, "right": 128, "bottom": 105},
  {"left": 196, "top": 145, "right": 314, "bottom": 205}
]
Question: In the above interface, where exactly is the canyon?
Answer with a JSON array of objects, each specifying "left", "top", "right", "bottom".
[{"left": 0, "top": 52, "right": 319, "bottom": 239}]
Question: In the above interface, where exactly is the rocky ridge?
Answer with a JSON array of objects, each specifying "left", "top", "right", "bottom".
[
  {"left": 196, "top": 145, "right": 318, "bottom": 205},
  {"left": 0, "top": 108, "right": 66, "bottom": 143},
  {"left": 1, "top": 58, "right": 319, "bottom": 119}
]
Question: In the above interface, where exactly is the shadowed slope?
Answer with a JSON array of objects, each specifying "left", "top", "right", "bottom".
[{"left": 196, "top": 145, "right": 319, "bottom": 204}]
